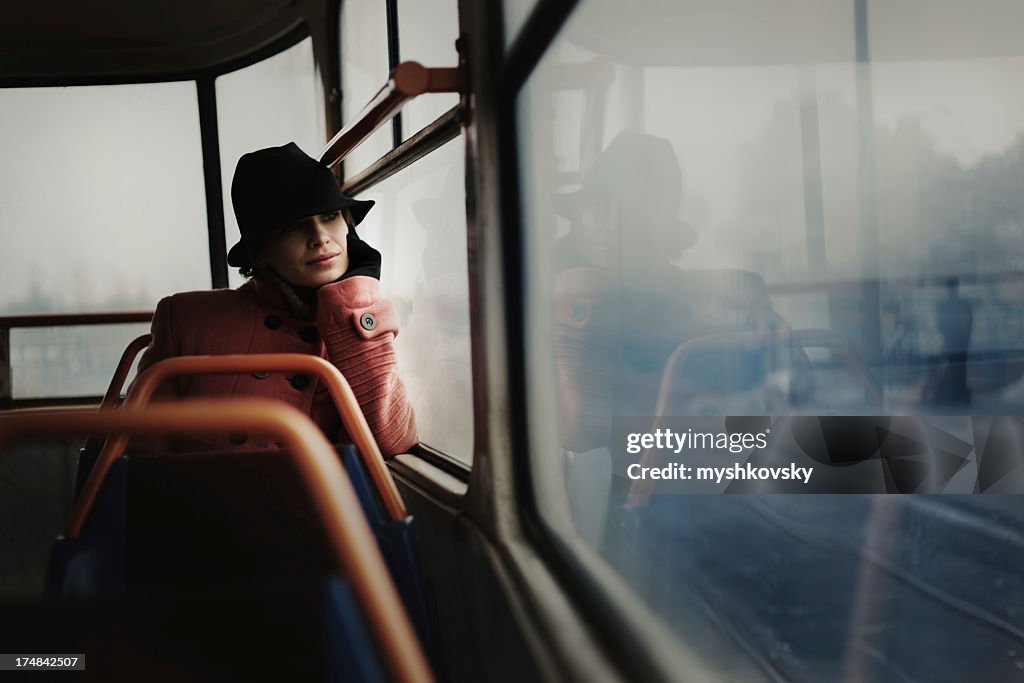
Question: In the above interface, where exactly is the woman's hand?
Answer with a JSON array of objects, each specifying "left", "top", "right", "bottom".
[{"left": 341, "top": 234, "right": 382, "bottom": 280}]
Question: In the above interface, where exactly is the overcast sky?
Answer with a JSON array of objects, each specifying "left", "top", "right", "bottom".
[{"left": 3, "top": 1, "right": 1024, "bottom": 314}]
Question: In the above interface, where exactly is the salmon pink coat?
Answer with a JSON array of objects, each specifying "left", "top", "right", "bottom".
[{"left": 136, "top": 275, "right": 417, "bottom": 456}]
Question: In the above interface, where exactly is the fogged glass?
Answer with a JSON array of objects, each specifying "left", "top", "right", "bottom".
[
  {"left": 356, "top": 138, "right": 473, "bottom": 462},
  {"left": 0, "top": 83, "right": 209, "bottom": 314},
  {"left": 520, "top": 1, "right": 1024, "bottom": 681},
  {"left": 11, "top": 324, "right": 150, "bottom": 399},
  {"left": 341, "top": 0, "right": 394, "bottom": 176},
  {"left": 217, "top": 37, "right": 326, "bottom": 290},
  {"left": 397, "top": 0, "right": 460, "bottom": 138}
]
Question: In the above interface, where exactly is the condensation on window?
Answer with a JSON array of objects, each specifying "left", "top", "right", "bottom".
[
  {"left": 0, "top": 82, "right": 210, "bottom": 314},
  {"left": 356, "top": 137, "right": 473, "bottom": 463},
  {"left": 0, "top": 81, "right": 209, "bottom": 399},
  {"left": 397, "top": 0, "right": 460, "bottom": 139},
  {"left": 341, "top": 0, "right": 394, "bottom": 177},
  {"left": 519, "top": 1, "right": 1024, "bottom": 681},
  {"left": 11, "top": 324, "right": 150, "bottom": 399}
]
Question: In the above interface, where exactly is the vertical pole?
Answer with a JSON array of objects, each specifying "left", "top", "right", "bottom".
[
  {"left": 197, "top": 77, "right": 229, "bottom": 290},
  {"left": 0, "top": 326, "right": 11, "bottom": 409},
  {"left": 321, "top": 0, "right": 344, "bottom": 141},
  {"left": 855, "top": 0, "right": 884, "bottom": 382},
  {"left": 799, "top": 68, "right": 827, "bottom": 276},
  {"left": 386, "top": 0, "right": 403, "bottom": 147}
]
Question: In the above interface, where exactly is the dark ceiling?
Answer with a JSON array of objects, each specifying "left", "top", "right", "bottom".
[{"left": 0, "top": 0, "right": 316, "bottom": 82}]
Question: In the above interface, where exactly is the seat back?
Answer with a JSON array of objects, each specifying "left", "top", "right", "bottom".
[{"left": 51, "top": 445, "right": 442, "bottom": 672}]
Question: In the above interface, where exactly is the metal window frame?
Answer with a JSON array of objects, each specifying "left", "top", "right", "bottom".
[
  {"left": 385, "top": 0, "right": 404, "bottom": 148},
  {"left": 333, "top": 1, "right": 475, "bottom": 471},
  {"left": 462, "top": 0, "right": 729, "bottom": 681}
]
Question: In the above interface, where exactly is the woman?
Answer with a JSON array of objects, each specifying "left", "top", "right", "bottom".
[{"left": 137, "top": 142, "right": 417, "bottom": 456}]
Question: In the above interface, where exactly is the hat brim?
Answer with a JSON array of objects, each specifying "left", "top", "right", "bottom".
[{"left": 227, "top": 197, "right": 375, "bottom": 268}]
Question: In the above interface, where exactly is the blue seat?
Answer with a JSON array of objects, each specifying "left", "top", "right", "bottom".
[
  {"left": 339, "top": 445, "right": 443, "bottom": 675},
  {"left": 48, "top": 444, "right": 440, "bottom": 676}
]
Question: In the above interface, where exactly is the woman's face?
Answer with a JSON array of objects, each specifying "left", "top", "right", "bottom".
[
  {"left": 256, "top": 210, "right": 351, "bottom": 288},
  {"left": 580, "top": 194, "right": 617, "bottom": 269}
]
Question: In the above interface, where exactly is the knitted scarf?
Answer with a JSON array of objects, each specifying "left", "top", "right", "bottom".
[{"left": 254, "top": 268, "right": 317, "bottom": 320}]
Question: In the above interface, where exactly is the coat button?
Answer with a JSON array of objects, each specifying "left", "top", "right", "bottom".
[
  {"left": 299, "top": 326, "right": 319, "bottom": 343},
  {"left": 290, "top": 374, "right": 310, "bottom": 391},
  {"left": 360, "top": 313, "right": 377, "bottom": 331},
  {"left": 228, "top": 432, "right": 248, "bottom": 445},
  {"left": 252, "top": 371, "right": 270, "bottom": 379},
  {"left": 264, "top": 315, "right": 282, "bottom": 330},
  {"left": 571, "top": 304, "right": 588, "bottom": 321}
]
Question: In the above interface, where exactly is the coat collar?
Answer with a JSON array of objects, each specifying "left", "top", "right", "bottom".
[
  {"left": 241, "top": 276, "right": 288, "bottom": 311},
  {"left": 241, "top": 273, "right": 317, "bottom": 320}
]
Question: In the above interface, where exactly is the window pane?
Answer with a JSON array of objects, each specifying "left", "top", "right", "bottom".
[
  {"left": 0, "top": 82, "right": 210, "bottom": 314},
  {"left": 11, "top": 324, "right": 149, "bottom": 399},
  {"left": 217, "top": 37, "right": 326, "bottom": 289},
  {"left": 356, "top": 138, "right": 473, "bottom": 463},
  {"left": 397, "top": 0, "right": 459, "bottom": 138},
  {"left": 341, "top": 0, "right": 393, "bottom": 175},
  {"left": 520, "top": 1, "right": 1024, "bottom": 681}
]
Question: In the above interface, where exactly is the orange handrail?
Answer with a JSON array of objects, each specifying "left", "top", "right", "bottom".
[
  {"left": 82, "top": 334, "right": 152, "bottom": 453},
  {"left": 72, "top": 354, "right": 407, "bottom": 538},
  {"left": 626, "top": 328, "right": 882, "bottom": 506},
  {"left": 0, "top": 401, "right": 433, "bottom": 683},
  {"left": 319, "top": 61, "right": 463, "bottom": 168}
]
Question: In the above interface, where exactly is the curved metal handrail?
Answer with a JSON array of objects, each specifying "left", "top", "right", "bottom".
[
  {"left": 73, "top": 354, "right": 407, "bottom": 538},
  {"left": 319, "top": 60, "right": 463, "bottom": 169},
  {"left": 82, "top": 334, "right": 153, "bottom": 453},
  {"left": 0, "top": 401, "right": 433, "bottom": 683}
]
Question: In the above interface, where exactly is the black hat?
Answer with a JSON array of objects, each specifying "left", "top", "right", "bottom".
[
  {"left": 227, "top": 142, "right": 375, "bottom": 268},
  {"left": 554, "top": 131, "right": 697, "bottom": 251}
]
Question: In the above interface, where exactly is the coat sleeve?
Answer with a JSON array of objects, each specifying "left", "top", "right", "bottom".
[
  {"left": 316, "top": 276, "right": 418, "bottom": 456},
  {"left": 553, "top": 267, "right": 621, "bottom": 452}
]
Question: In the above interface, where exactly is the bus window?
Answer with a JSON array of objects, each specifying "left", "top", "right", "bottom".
[
  {"left": 356, "top": 137, "right": 473, "bottom": 463},
  {"left": 0, "top": 83, "right": 209, "bottom": 313},
  {"left": 341, "top": 0, "right": 393, "bottom": 175},
  {"left": 396, "top": 0, "right": 460, "bottom": 139},
  {"left": 11, "top": 324, "right": 148, "bottom": 399},
  {"left": 216, "top": 37, "right": 326, "bottom": 290},
  {"left": 0, "top": 82, "right": 208, "bottom": 398},
  {"left": 519, "top": 0, "right": 1024, "bottom": 681}
]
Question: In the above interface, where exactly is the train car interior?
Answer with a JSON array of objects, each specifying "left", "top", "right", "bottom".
[{"left": 2, "top": 1, "right": 1024, "bottom": 681}]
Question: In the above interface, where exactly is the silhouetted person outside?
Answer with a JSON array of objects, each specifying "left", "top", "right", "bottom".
[{"left": 932, "top": 277, "right": 973, "bottom": 405}]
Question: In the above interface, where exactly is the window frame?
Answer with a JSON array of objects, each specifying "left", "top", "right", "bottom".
[
  {"left": 487, "top": 0, "right": 785, "bottom": 679},
  {"left": 337, "top": 0, "right": 472, "bottom": 472},
  {"left": 0, "top": 24, "right": 312, "bottom": 296},
  {"left": 498, "top": 1, "right": 1024, "bottom": 682},
  {"left": 0, "top": 26, "right": 314, "bottom": 406}
]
